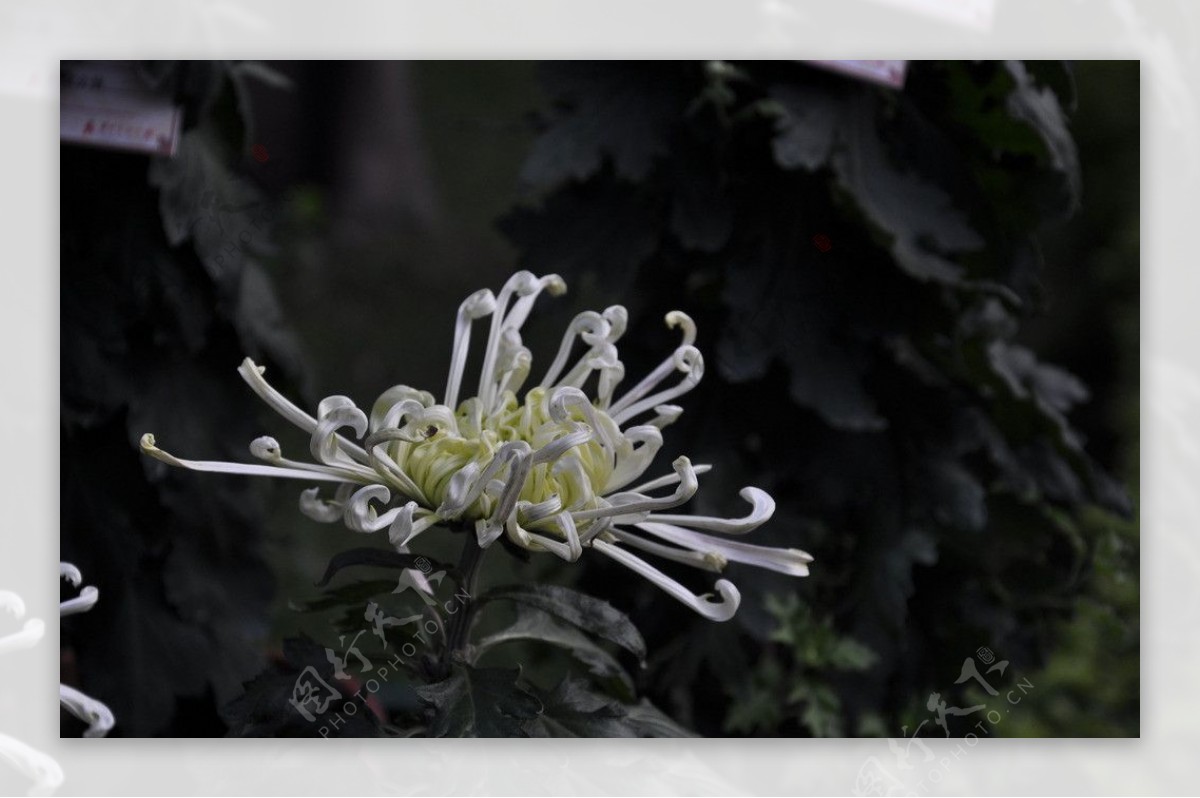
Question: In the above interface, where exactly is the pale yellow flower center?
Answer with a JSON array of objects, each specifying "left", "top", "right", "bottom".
[{"left": 391, "top": 387, "right": 614, "bottom": 524}]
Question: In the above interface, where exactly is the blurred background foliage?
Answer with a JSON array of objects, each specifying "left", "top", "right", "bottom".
[{"left": 60, "top": 60, "right": 1137, "bottom": 737}]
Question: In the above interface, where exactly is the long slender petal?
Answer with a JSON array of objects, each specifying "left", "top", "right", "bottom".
[
  {"left": 592, "top": 539, "right": 741, "bottom": 622},
  {"left": 643, "top": 486, "right": 776, "bottom": 535},
  {"left": 141, "top": 434, "right": 350, "bottom": 483},
  {"left": 607, "top": 312, "right": 696, "bottom": 416},
  {"left": 610, "top": 346, "right": 704, "bottom": 426},
  {"left": 445, "top": 288, "right": 497, "bottom": 409},
  {"left": 634, "top": 521, "right": 812, "bottom": 576},
  {"left": 238, "top": 359, "right": 370, "bottom": 463},
  {"left": 608, "top": 528, "right": 724, "bottom": 572}
]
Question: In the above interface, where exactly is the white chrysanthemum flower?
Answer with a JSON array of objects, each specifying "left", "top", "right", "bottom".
[{"left": 140, "top": 272, "right": 811, "bottom": 620}]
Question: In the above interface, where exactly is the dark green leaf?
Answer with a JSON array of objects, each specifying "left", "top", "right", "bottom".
[
  {"left": 769, "top": 83, "right": 842, "bottom": 171},
  {"left": 472, "top": 605, "right": 634, "bottom": 697},
  {"left": 415, "top": 665, "right": 542, "bottom": 738},
  {"left": 529, "top": 678, "right": 696, "bottom": 738},
  {"left": 314, "top": 548, "right": 450, "bottom": 588},
  {"left": 527, "top": 677, "right": 637, "bottom": 738},
  {"left": 474, "top": 584, "right": 646, "bottom": 661},
  {"left": 520, "top": 62, "right": 687, "bottom": 191}
]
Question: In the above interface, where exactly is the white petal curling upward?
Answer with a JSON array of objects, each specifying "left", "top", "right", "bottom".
[
  {"left": 58, "top": 564, "right": 115, "bottom": 737},
  {"left": 138, "top": 273, "right": 812, "bottom": 621}
]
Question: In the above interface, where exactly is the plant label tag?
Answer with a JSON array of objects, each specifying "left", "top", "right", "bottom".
[
  {"left": 805, "top": 60, "right": 908, "bottom": 88},
  {"left": 60, "top": 61, "right": 182, "bottom": 157}
]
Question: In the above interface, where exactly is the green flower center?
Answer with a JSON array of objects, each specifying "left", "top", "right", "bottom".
[{"left": 392, "top": 387, "right": 614, "bottom": 524}]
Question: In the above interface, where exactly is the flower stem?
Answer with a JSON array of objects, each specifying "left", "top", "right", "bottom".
[{"left": 442, "top": 531, "right": 484, "bottom": 674}]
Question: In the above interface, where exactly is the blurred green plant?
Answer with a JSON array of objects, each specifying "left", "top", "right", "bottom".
[{"left": 726, "top": 594, "right": 876, "bottom": 737}]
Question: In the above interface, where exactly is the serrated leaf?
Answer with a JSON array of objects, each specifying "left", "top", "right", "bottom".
[
  {"left": 623, "top": 698, "right": 699, "bottom": 737},
  {"left": 528, "top": 677, "right": 696, "bottom": 738},
  {"left": 769, "top": 83, "right": 842, "bottom": 171},
  {"left": 831, "top": 91, "right": 984, "bottom": 285},
  {"left": 473, "top": 605, "right": 635, "bottom": 697},
  {"left": 415, "top": 665, "right": 542, "bottom": 738},
  {"left": 520, "top": 62, "right": 686, "bottom": 191},
  {"left": 474, "top": 584, "right": 646, "bottom": 661},
  {"left": 222, "top": 636, "right": 382, "bottom": 738},
  {"left": 527, "top": 677, "right": 637, "bottom": 738}
]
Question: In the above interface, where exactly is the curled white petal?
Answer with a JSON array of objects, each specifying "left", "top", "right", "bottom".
[
  {"left": 607, "top": 311, "right": 698, "bottom": 418},
  {"left": 141, "top": 434, "right": 350, "bottom": 483},
  {"left": 644, "top": 486, "right": 776, "bottom": 535},
  {"left": 60, "top": 586, "right": 100, "bottom": 617},
  {"left": 603, "top": 425, "right": 664, "bottom": 494},
  {"left": 539, "top": 310, "right": 611, "bottom": 389},
  {"left": 438, "top": 442, "right": 528, "bottom": 520},
  {"left": 530, "top": 423, "right": 594, "bottom": 466},
  {"left": 610, "top": 346, "right": 704, "bottom": 426},
  {"left": 445, "top": 288, "right": 498, "bottom": 409},
  {"left": 506, "top": 511, "right": 582, "bottom": 563},
  {"left": 478, "top": 271, "right": 540, "bottom": 408},
  {"left": 504, "top": 273, "right": 566, "bottom": 331},
  {"left": 59, "top": 684, "right": 115, "bottom": 738},
  {"left": 592, "top": 539, "right": 741, "bottom": 622},
  {"left": 572, "top": 456, "right": 698, "bottom": 522},
  {"left": 371, "top": 386, "right": 436, "bottom": 433},
  {"left": 476, "top": 444, "right": 534, "bottom": 544},
  {"left": 299, "top": 485, "right": 350, "bottom": 523},
  {"left": 343, "top": 484, "right": 402, "bottom": 534},
  {"left": 59, "top": 563, "right": 84, "bottom": 588},
  {"left": 634, "top": 521, "right": 811, "bottom": 576},
  {"left": 238, "top": 358, "right": 370, "bottom": 464},
  {"left": 389, "top": 505, "right": 443, "bottom": 550},
  {"left": 645, "top": 404, "right": 683, "bottom": 430},
  {"left": 310, "top": 404, "right": 370, "bottom": 467},
  {"left": 626, "top": 463, "right": 712, "bottom": 495}
]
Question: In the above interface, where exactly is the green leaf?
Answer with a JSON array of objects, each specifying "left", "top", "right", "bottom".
[
  {"left": 830, "top": 91, "right": 984, "bottom": 286},
  {"left": 527, "top": 677, "right": 637, "bottom": 738},
  {"left": 474, "top": 584, "right": 646, "bottom": 661},
  {"left": 519, "top": 62, "right": 688, "bottom": 191},
  {"left": 530, "top": 678, "right": 697, "bottom": 738},
  {"left": 300, "top": 578, "right": 397, "bottom": 613},
  {"left": 314, "top": 548, "right": 451, "bottom": 587},
  {"left": 415, "top": 664, "right": 542, "bottom": 738},
  {"left": 769, "top": 82, "right": 842, "bottom": 171},
  {"left": 623, "top": 699, "right": 699, "bottom": 738},
  {"left": 473, "top": 605, "right": 635, "bottom": 698}
]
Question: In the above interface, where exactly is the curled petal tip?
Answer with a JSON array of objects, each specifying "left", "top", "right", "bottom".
[
  {"left": 665, "top": 311, "right": 697, "bottom": 346},
  {"left": 250, "top": 436, "right": 282, "bottom": 460},
  {"left": 703, "top": 579, "right": 742, "bottom": 622},
  {"left": 461, "top": 288, "right": 497, "bottom": 317},
  {"left": 59, "top": 562, "right": 84, "bottom": 587}
]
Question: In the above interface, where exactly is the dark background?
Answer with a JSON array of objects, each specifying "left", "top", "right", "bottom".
[{"left": 60, "top": 60, "right": 1138, "bottom": 737}]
